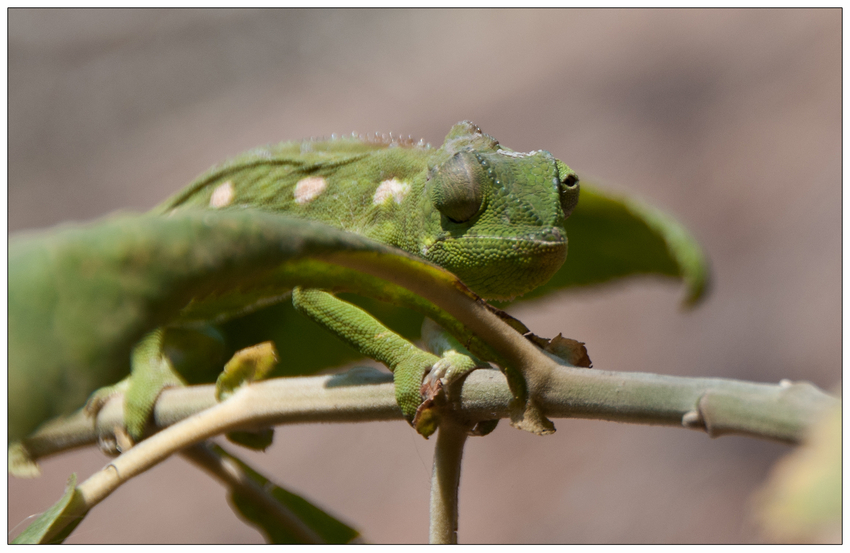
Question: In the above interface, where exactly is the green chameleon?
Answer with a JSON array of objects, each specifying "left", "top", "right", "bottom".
[{"left": 14, "top": 121, "right": 581, "bottom": 443}]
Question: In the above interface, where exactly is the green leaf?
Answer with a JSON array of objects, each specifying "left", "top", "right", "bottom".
[
  {"left": 524, "top": 183, "right": 710, "bottom": 306},
  {"left": 11, "top": 474, "right": 87, "bottom": 544},
  {"left": 213, "top": 445, "right": 359, "bottom": 544},
  {"left": 215, "top": 342, "right": 279, "bottom": 402}
]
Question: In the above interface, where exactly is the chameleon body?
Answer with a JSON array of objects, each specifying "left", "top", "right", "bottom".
[{"left": 94, "top": 121, "right": 580, "bottom": 439}]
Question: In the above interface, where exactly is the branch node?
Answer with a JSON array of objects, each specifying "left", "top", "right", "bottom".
[{"left": 681, "top": 409, "right": 704, "bottom": 430}]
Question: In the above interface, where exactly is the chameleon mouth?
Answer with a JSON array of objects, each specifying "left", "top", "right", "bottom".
[{"left": 423, "top": 227, "right": 567, "bottom": 300}]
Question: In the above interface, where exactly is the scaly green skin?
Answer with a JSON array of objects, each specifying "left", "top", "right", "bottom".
[
  {"left": 110, "top": 121, "right": 580, "bottom": 438},
  {"left": 161, "top": 121, "right": 578, "bottom": 300}
]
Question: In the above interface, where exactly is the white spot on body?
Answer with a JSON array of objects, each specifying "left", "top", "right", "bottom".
[
  {"left": 496, "top": 149, "right": 537, "bottom": 158},
  {"left": 209, "top": 181, "right": 235, "bottom": 208},
  {"left": 294, "top": 177, "right": 328, "bottom": 205},
  {"left": 372, "top": 179, "right": 410, "bottom": 205}
]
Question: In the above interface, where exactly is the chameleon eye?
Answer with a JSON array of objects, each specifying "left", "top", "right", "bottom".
[
  {"left": 556, "top": 160, "right": 580, "bottom": 218},
  {"left": 429, "top": 151, "right": 486, "bottom": 223}
]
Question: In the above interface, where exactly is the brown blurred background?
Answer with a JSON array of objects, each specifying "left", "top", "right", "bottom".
[{"left": 8, "top": 9, "right": 840, "bottom": 544}]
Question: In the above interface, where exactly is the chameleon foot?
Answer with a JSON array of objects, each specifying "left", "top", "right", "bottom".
[
  {"left": 421, "top": 351, "right": 485, "bottom": 391},
  {"left": 84, "top": 379, "right": 131, "bottom": 419},
  {"left": 412, "top": 377, "right": 443, "bottom": 437},
  {"left": 412, "top": 351, "right": 490, "bottom": 437}
]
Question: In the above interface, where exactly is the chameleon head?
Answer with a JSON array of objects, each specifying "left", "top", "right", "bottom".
[{"left": 422, "top": 122, "right": 580, "bottom": 300}]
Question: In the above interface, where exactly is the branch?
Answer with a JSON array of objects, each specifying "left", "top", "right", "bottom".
[
  {"left": 11, "top": 363, "right": 837, "bottom": 543},
  {"left": 15, "top": 378, "right": 333, "bottom": 543},
  {"left": 15, "top": 365, "right": 837, "bottom": 470},
  {"left": 429, "top": 420, "right": 470, "bottom": 544}
]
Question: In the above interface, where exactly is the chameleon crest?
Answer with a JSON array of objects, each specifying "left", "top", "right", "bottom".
[{"left": 162, "top": 121, "right": 579, "bottom": 300}]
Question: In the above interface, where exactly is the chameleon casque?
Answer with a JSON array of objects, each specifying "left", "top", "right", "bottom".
[{"left": 21, "top": 121, "right": 581, "bottom": 443}]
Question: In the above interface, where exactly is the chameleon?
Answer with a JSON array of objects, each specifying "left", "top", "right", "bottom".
[{"left": 25, "top": 121, "right": 581, "bottom": 443}]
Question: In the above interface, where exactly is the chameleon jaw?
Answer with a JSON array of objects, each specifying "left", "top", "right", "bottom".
[{"left": 422, "top": 229, "right": 567, "bottom": 300}]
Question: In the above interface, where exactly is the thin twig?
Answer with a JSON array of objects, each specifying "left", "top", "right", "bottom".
[
  {"left": 31, "top": 385, "right": 292, "bottom": 543},
  {"left": 429, "top": 420, "right": 470, "bottom": 544}
]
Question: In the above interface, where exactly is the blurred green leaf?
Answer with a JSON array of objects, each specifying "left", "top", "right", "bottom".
[
  {"left": 11, "top": 474, "right": 87, "bottom": 544},
  {"left": 215, "top": 445, "right": 359, "bottom": 544},
  {"left": 753, "top": 402, "right": 841, "bottom": 543}
]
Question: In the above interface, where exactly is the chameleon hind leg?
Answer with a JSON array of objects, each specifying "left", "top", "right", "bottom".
[
  {"left": 86, "top": 326, "right": 226, "bottom": 441},
  {"left": 123, "top": 329, "right": 187, "bottom": 438},
  {"left": 291, "top": 287, "right": 483, "bottom": 437},
  {"left": 85, "top": 329, "right": 184, "bottom": 441}
]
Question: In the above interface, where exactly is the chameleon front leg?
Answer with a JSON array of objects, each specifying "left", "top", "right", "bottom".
[
  {"left": 291, "top": 287, "right": 481, "bottom": 437},
  {"left": 420, "top": 317, "right": 490, "bottom": 386}
]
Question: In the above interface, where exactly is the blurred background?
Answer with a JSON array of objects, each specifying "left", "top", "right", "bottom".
[{"left": 8, "top": 9, "right": 840, "bottom": 544}]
